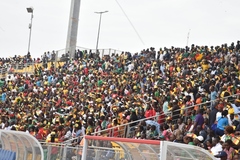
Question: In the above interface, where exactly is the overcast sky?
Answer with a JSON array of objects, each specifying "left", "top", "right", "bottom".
[{"left": 0, "top": 0, "right": 240, "bottom": 58}]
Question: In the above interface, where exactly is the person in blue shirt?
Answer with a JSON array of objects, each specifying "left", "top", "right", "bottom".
[
  {"left": 36, "top": 80, "right": 41, "bottom": 87},
  {"left": 216, "top": 110, "right": 229, "bottom": 136},
  {"left": 210, "top": 86, "right": 217, "bottom": 109},
  {"left": 1, "top": 92, "right": 6, "bottom": 102},
  {"left": 48, "top": 75, "right": 53, "bottom": 84}
]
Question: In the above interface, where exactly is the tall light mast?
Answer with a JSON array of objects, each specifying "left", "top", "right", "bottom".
[{"left": 65, "top": 0, "right": 81, "bottom": 59}]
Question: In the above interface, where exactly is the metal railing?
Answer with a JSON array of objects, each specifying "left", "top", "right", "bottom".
[
  {"left": 0, "top": 62, "right": 36, "bottom": 78},
  {"left": 40, "top": 140, "right": 130, "bottom": 160},
  {"left": 43, "top": 47, "right": 123, "bottom": 62},
  {"left": 38, "top": 94, "right": 239, "bottom": 159},
  {"left": 86, "top": 93, "right": 239, "bottom": 138},
  {"left": 0, "top": 47, "right": 123, "bottom": 78}
]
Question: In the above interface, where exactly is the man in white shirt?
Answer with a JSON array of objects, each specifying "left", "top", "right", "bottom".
[
  {"left": 210, "top": 137, "right": 222, "bottom": 160},
  {"left": 231, "top": 100, "right": 240, "bottom": 119},
  {"left": 61, "top": 127, "right": 72, "bottom": 143}
]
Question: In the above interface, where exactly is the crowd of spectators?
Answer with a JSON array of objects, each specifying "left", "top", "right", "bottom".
[
  {"left": 0, "top": 41, "right": 240, "bottom": 159},
  {"left": 0, "top": 52, "right": 38, "bottom": 75}
]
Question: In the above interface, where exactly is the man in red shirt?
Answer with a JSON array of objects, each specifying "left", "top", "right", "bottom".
[{"left": 145, "top": 105, "right": 153, "bottom": 119}]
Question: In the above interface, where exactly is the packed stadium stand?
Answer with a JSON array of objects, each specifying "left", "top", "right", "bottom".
[{"left": 0, "top": 42, "right": 240, "bottom": 159}]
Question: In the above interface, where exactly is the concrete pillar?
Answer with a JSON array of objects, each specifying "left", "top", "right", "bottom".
[{"left": 66, "top": 0, "right": 81, "bottom": 59}]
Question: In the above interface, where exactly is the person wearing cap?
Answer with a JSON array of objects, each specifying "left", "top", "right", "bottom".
[
  {"left": 215, "top": 151, "right": 228, "bottom": 160},
  {"left": 193, "top": 135, "right": 205, "bottom": 148},
  {"left": 1, "top": 42, "right": 240, "bottom": 147}
]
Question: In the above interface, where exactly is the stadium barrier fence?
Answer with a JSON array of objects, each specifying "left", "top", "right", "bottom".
[{"left": 62, "top": 94, "right": 239, "bottom": 144}]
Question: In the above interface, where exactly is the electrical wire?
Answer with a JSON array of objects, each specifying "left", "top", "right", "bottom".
[{"left": 115, "top": 0, "right": 145, "bottom": 45}]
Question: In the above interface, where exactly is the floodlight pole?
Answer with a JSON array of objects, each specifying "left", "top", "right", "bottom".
[
  {"left": 95, "top": 11, "right": 108, "bottom": 54},
  {"left": 66, "top": 0, "right": 81, "bottom": 59},
  {"left": 27, "top": 7, "right": 34, "bottom": 54},
  {"left": 27, "top": 7, "right": 33, "bottom": 53}
]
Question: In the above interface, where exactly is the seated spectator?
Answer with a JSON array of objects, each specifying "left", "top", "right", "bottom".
[
  {"left": 185, "top": 118, "right": 194, "bottom": 133},
  {"left": 223, "top": 139, "right": 236, "bottom": 160},
  {"left": 177, "top": 118, "right": 185, "bottom": 133},
  {"left": 211, "top": 137, "right": 223, "bottom": 158},
  {"left": 215, "top": 151, "right": 228, "bottom": 160}
]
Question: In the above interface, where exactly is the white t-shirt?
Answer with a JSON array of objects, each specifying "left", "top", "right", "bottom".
[
  {"left": 210, "top": 143, "right": 222, "bottom": 160},
  {"left": 216, "top": 112, "right": 222, "bottom": 122}
]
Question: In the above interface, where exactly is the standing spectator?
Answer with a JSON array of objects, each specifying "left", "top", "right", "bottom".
[
  {"left": 209, "top": 103, "right": 219, "bottom": 128},
  {"left": 210, "top": 86, "right": 218, "bottom": 109},
  {"left": 193, "top": 109, "right": 204, "bottom": 131},
  {"left": 216, "top": 110, "right": 229, "bottom": 136}
]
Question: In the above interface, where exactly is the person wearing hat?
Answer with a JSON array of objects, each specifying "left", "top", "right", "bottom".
[
  {"left": 215, "top": 151, "right": 228, "bottom": 160},
  {"left": 193, "top": 135, "right": 205, "bottom": 148}
]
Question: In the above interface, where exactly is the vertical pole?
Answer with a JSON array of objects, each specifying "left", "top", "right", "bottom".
[
  {"left": 159, "top": 141, "right": 165, "bottom": 160},
  {"left": 62, "top": 144, "right": 68, "bottom": 159},
  {"left": 126, "top": 124, "right": 130, "bottom": 138},
  {"left": 81, "top": 137, "right": 88, "bottom": 160},
  {"left": 28, "top": 12, "right": 33, "bottom": 54},
  {"left": 66, "top": 0, "right": 81, "bottom": 59},
  {"left": 54, "top": 51, "right": 58, "bottom": 70},
  {"left": 95, "top": 11, "right": 108, "bottom": 55},
  {"left": 186, "top": 29, "right": 191, "bottom": 47},
  {"left": 96, "top": 13, "right": 102, "bottom": 53},
  {"left": 123, "top": 125, "right": 127, "bottom": 138},
  {"left": 102, "top": 49, "right": 104, "bottom": 59},
  {"left": 184, "top": 107, "right": 188, "bottom": 123}
]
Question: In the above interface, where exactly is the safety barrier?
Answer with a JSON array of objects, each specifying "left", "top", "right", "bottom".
[
  {"left": 0, "top": 62, "right": 36, "bottom": 78},
  {"left": 40, "top": 140, "right": 130, "bottom": 160},
  {"left": 44, "top": 46, "right": 123, "bottom": 62},
  {"left": 81, "top": 135, "right": 215, "bottom": 160},
  {"left": 0, "top": 130, "right": 43, "bottom": 160},
  {"left": 0, "top": 47, "right": 123, "bottom": 78},
  {"left": 83, "top": 93, "right": 240, "bottom": 139}
]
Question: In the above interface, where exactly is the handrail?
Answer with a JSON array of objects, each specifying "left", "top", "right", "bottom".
[
  {"left": 0, "top": 47, "right": 123, "bottom": 77},
  {"left": 89, "top": 93, "right": 239, "bottom": 137},
  {"left": 62, "top": 136, "right": 83, "bottom": 144},
  {"left": 43, "top": 93, "right": 239, "bottom": 145}
]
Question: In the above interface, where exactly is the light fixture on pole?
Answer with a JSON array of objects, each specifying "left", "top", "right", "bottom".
[
  {"left": 95, "top": 11, "right": 108, "bottom": 54},
  {"left": 26, "top": 7, "right": 34, "bottom": 54}
]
